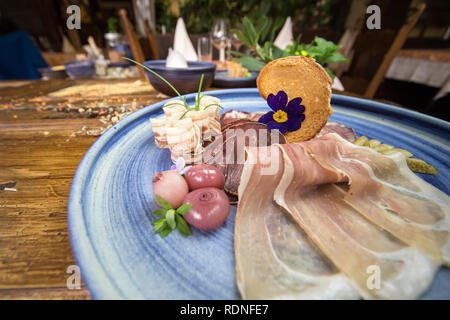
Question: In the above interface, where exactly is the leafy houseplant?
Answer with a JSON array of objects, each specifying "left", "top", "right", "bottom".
[{"left": 231, "top": 17, "right": 348, "bottom": 79}]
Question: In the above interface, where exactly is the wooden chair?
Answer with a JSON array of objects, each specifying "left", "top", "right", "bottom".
[
  {"left": 364, "top": 3, "right": 426, "bottom": 98},
  {"left": 143, "top": 18, "right": 160, "bottom": 60},
  {"left": 340, "top": 3, "right": 426, "bottom": 99},
  {"left": 118, "top": 8, "right": 147, "bottom": 80}
]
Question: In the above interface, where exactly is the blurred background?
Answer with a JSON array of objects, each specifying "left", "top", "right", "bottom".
[{"left": 0, "top": 0, "right": 449, "bottom": 120}]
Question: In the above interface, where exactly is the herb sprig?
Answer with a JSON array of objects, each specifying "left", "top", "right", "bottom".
[
  {"left": 179, "top": 73, "right": 205, "bottom": 120},
  {"left": 152, "top": 194, "right": 192, "bottom": 238},
  {"left": 124, "top": 57, "right": 223, "bottom": 120},
  {"left": 123, "top": 57, "right": 191, "bottom": 110},
  {"left": 195, "top": 73, "right": 204, "bottom": 111}
]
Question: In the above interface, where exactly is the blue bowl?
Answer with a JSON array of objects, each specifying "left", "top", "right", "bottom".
[
  {"left": 143, "top": 60, "right": 216, "bottom": 96},
  {"left": 64, "top": 60, "right": 95, "bottom": 79}
]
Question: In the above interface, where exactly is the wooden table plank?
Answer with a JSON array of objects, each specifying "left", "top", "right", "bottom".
[
  {"left": 0, "top": 119, "right": 97, "bottom": 300},
  {"left": 0, "top": 78, "right": 164, "bottom": 299},
  {"left": 0, "top": 286, "right": 91, "bottom": 300}
]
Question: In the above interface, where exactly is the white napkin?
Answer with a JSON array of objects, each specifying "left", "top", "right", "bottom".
[
  {"left": 166, "top": 48, "right": 188, "bottom": 68},
  {"left": 173, "top": 17, "right": 198, "bottom": 61},
  {"left": 332, "top": 76, "right": 345, "bottom": 91},
  {"left": 274, "top": 17, "right": 294, "bottom": 50}
]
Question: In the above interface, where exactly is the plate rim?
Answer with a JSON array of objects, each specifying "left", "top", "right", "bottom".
[{"left": 68, "top": 88, "right": 449, "bottom": 299}]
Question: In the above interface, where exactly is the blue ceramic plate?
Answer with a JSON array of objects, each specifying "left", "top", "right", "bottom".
[
  {"left": 213, "top": 71, "right": 258, "bottom": 88},
  {"left": 68, "top": 89, "right": 450, "bottom": 299}
]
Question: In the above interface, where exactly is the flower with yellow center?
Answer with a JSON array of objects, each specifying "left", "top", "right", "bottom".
[
  {"left": 273, "top": 110, "right": 288, "bottom": 123},
  {"left": 301, "top": 50, "right": 308, "bottom": 57},
  {"left": 258, "top": 91, "right": 306, "bottom": 134}
]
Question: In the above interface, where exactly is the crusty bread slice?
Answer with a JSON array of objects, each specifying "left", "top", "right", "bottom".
[{"left": 257, "top": 56, "right": 333, "bottom": 142}]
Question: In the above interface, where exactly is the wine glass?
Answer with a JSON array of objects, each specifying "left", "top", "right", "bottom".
[
  {"left": 231, "top": 32, "right": 243, "bottom": 51},
  {"left": 211, "top": 18, "right": 230, "bottom": 62}
]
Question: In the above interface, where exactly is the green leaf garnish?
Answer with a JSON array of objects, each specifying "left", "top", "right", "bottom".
[
  {"left": 152, "top": 208, "right": 167, "bottom": 217},
  {"left": 152, "top": 218, "right": 167, "bottom": 233},
  {"left": 166, "top": 209, "right": 176, "bottom": 229},
  {"left": 176, "top": 214, "right": 192, "bottom": 237},
  {"left": 155, "top": 194, "right": 173, "bottom": 210},
  {"left": 159, "top": 225, "right": 172, "bottom": 238},
  {"left": 122, "top": 57, "right": 189, "bottom": 109},
  {"left": 151, "top": 195, "right": 192, "bottom": 238},
  {"left": 176, "top": 203, "right": 192, "bottom": 215}
]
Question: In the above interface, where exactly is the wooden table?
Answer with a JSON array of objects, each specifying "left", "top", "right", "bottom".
[{"left": 0, "top": 78, "right": 165, "bottom": 299}]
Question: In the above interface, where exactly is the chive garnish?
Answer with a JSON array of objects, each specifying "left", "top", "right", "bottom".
[{"left": 123, "top": 57, "right": 189, "bottom": 110}]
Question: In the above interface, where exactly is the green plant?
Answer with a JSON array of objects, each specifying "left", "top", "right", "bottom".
[
  {"left": 107, "top": 17, "right": 119, "bottom": 33},
  {"left": 285, "top": 36, "right": 348, "bottom": 78},
  {"left": 155, "top": 0, "right": 346, "bottom": 35},
  {"left": 155, "top": 0, "right": 292, "bottom": 34},
  {"left": 231, "top": 18, "right": 348, "bottom": 79}
]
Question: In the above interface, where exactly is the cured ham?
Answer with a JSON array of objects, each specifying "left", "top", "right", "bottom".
[
  {"left": 299, "top": 134, "right": 450, "bottom": 265},
  {"left": 315, "top": 122, "right": 356, "bottom": 142},
  {"left": 275, "top": 141, "right": 437, "bottom": 299},
  {"left": 236, "top": 133, "right": 449, "bottom": 299},
  {"left": 235, "top": 145, "right": 359, "bottom": 299}
]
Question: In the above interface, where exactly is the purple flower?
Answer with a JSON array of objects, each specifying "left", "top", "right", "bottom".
[
  {"left": 258, "top": 91, "right": 306, "bottom": 134},
  {"left": 170, "top": 157, "right": 191, "bottom": 175}
]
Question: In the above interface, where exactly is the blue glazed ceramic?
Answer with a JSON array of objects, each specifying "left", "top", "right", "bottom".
[
  {"left": 64, "top": 60, "right": 95, "bottom": 79},
  {"left": 68, "top": 89, "right": 450, "bottom": 299},
  {"left": 213, "top": 71, "right": 258, "bottom": 88},
  {"left": 143, "top": 60, "right": 216, "bottom": 96},
  {"left": 38, "top": 67, "right": 67, "bottom": 80}
]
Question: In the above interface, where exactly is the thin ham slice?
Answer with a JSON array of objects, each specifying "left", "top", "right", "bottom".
[
  {"left": 273, "top": 134, "right": 448, "bottom": 298},
  {"left": 235, "top": 145, "right": 359, "bottom": 299},
  {"left": 236, "top": 133, "right": 448, "bottom": 299},
  {"left": 301, "top": 134, "right": 450, "bottom": 265}
]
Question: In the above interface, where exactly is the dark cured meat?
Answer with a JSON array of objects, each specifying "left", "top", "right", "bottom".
[
  {"left": 220, "top": 110, "right": 252, "bottom": 127},
  {"left": 221, "top": 119, "right": 255, "bottom": 132},
  {"left": 203, "top": 121, "right": 286, "bottom": 203}
]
